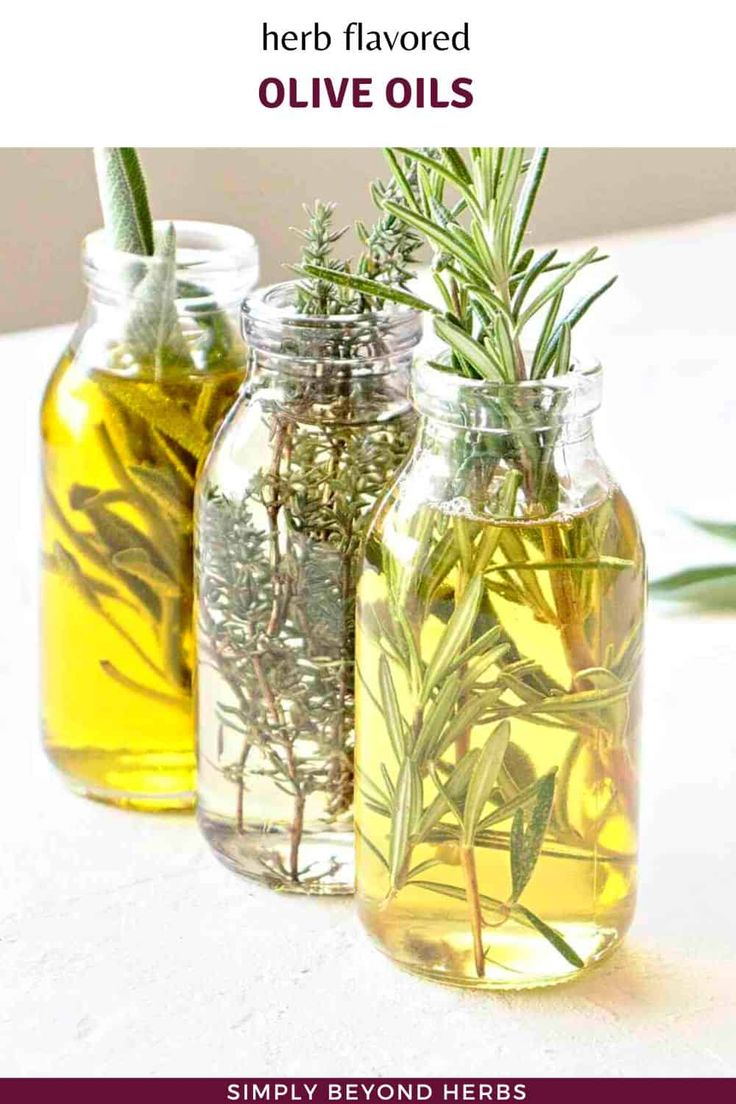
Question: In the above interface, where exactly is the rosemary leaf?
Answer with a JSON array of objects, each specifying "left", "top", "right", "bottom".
[
  {"left": 510, "top": 147, "right": 549, "bottom": 263},
  {"left": 509, "top": 770, "right": 556, "bottom": 901},
  {"left": 462, "top": 720, "right": 511, "bottom": 845},
  {"left": 379, "top": 655, "right": 410, "bottom": 761},
  {"left": 419, "top": 574, "right": 484, "bottom": 704},
  {"left": 686, "top": 518, "right": 736, "bottom": 543},
  {"left": 414, "top": 748, "right": 479, "bottom": 843},
  {"left": 650, "top": 564, "right": 736, "bottom": 592},
  {"left": 434, "top": 317, "right": 504, "bottom": 381},
  {"left": 412, "top": 879, "right": 507, "bottom": 921},
  {"left": 302, "top": 264, "right": 435, "bottom": 313},
  {"left": 478, "top": 769, "right": 556, "bottom": 832},
  {"left": 512, "top": 904, "right": 584, "bottom": 968},
  {"left": 412, "top": 674, "right": 461, "bottom": 763},
  {"left": 389, "top": 759, "right": 423, "bottom": 888}
]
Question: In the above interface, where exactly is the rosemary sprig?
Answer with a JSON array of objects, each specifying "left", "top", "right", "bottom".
[
  {"left": 349, "top": 150, "right": 641, "bottom": 982},
  {"left": 651, "top": 515, "right": 736, "bottom": 608},
  {"left": 305, "top": 147, "right": 616, "bottom": 381}
]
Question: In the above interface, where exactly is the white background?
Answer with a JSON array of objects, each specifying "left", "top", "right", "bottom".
[
  {"left": 2, "top": 0, "right": 735, "bottom": 145},
  {"left": 2, "top": 0, "right": 736, "bottom": 1079},
  {"left": 1, "top": 215, "right": 736, "bottom": 1077}
]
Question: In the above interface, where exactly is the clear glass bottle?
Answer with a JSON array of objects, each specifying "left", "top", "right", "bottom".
[
  {"left": 41, "top": 221, "right": 259, "bottom": 809},
  {"left": 196, "top": 282, "right": 421, "bottom": 893},
  {"left": 355, "top": 360, "right": 646, "bottom": 987}
]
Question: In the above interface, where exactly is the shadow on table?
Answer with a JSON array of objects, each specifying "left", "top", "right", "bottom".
[{"left": 485, "top": 941, "right": 695, "bottom": 1021}]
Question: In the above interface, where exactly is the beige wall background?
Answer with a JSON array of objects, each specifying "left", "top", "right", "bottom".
[{"left": 2, "top": 147, "right": 736, "bottom": 333}]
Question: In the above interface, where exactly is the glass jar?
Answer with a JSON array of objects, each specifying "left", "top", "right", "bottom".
[
  {"left": 41, "top": 221, "right": 259, "bottom": 809},
  {"left": 355, "top": 360, "right": 646, "bottom": 987},
  {"left": 195, "top": 281, "right": 421, "bottom": 893}
]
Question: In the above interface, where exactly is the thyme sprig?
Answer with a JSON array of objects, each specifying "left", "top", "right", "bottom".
[{"left": 291, "top": 156, "right": 423, "bottom": 317}]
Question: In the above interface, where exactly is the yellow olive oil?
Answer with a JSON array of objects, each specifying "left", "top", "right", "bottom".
[
  {"left": 355, "top": 490, "right": 645, "bottom": 988},
  {"left": 41, "top": 351, "right": 242, "bottom": 808}
]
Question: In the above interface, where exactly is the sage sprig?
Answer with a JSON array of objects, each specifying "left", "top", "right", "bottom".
[
  {"left": 94, "top": 147, "right": 154, "bottom": 256},
  {"left": 45, "top": 149, "right": 243, "bottom": 714}
]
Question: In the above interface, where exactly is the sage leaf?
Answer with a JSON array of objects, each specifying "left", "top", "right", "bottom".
[
  {"left": 93, "top": 375, "right": 208, "bottom": 456},
  {"left": 100, "top": 660, "right": 187, "bottom": 710},
  {"left": 94, "top": 147, "right": 154, "bottom": 256},
  {"left": 128, "top": 465, "right": 191, "bottom": 527},
  {"left": 124, "top": 223, "right": 195, "bottom": 373},
  {"left": 53, "top": 542, "right": 101, "bottom": 612},
  {"left": 112, "top": 549, "right": 179, "bottom": 598}
]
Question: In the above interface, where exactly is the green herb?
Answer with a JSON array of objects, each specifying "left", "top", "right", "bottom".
[
  {"left": 93, "top": 147, "right": 154, "bottom": 256},
  {"left": 351, "top": 150, "right": 641, "bottom": 981},
  {"left": 197, "top": 411, "right": 417, "bottom": 889},
  {"left": 305, "top": 147, "right": 615, "bottom": 381},
  {"left": 290, "top": 156, "right": 423, "bottom": 316},
  {"left": 45, "top": 149, "right": 242, "bottom": 711},
  {"left": 651, "top": 515, "right": 736, "bottom": 609}
]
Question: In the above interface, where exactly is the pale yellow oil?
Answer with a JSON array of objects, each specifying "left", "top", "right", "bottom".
[
  {"left": 355, "top": 491, "right": 645, "bottom": 988},
  {"left": 41, "top": 350, "right": 242, "bottom": 808}
]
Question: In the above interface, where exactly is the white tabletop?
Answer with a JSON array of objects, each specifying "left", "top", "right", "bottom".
[{"left": 2, "top": 216, "right": 735, "bottom": 1078}]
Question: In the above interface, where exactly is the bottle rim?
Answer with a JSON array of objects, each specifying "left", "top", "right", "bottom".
[
  {"left": 412, "top": 356, "right": 603, "bottom": 431},
  {"left": 242, "top": 280, "right": 423, "bottom": 373},
  {"left": 82, "top": 220, "right": 260, "bottom": 303}
]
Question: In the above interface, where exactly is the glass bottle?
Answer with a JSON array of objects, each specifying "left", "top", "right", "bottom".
[
  {"left": 41, "top": 221, "right": 259, "bottom": 809},
  {"left": 355, "top": 360, "right": 646, "bottom": 987},
  {"left": 195, "top": 281, "right": 421, "bottom": 893}
]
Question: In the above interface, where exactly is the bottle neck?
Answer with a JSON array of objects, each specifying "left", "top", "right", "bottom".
[
  {"left": 242, "top": 281, "right": 422, "bottom": 424},
  {"left": 78, "top": 221, "right": 258, "bottom": 376},
  {"left": 246, "top": 351, "right": 414, "bottom": 425},
  {"left": 410, "top": 411, "right": 606, "bottom": 520}
]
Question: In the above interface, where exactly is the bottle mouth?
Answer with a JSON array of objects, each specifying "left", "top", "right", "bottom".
[
  {"left": 242, "top": 280, "right": 423, "bottom": 373},
  {"left": 413, "top": 357, "right": 603, "bottom": 431},
  {"left": 83, "top": 220, "right": 260, "bottom": 305}
]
